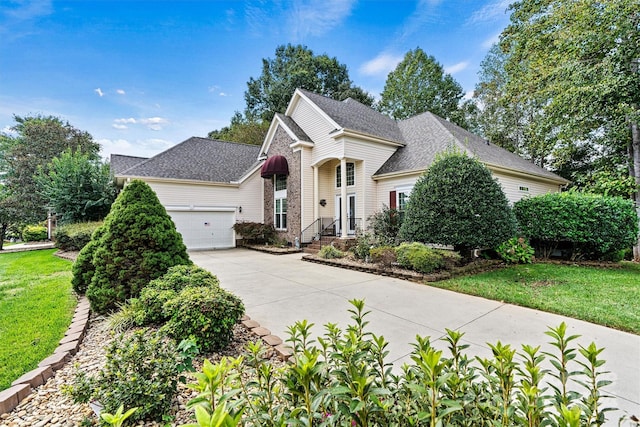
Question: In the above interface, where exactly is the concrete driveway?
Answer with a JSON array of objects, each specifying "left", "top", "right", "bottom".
[{"left": 190, "top": 248, "right": 640, "bottom": 424}]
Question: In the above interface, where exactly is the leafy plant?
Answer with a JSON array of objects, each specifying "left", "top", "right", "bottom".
[
  {"left": 184, "top": 300, "right": 618, "bottom": 426},
  {"left": 497, "top": 237, "right": 535, "bottom": 264},
  {"left": 232, "top": 222, "right": 276, "bottom": 244},
  {"left": 367, "top": 205, "right": 402, "bottom": 246},
  {"left": 394, "top": 242, "right": 461, "bottom": 273},
  {"left": 352, "top": 232, "right": 376, "bottom": 260},
  {"left": 514, "top": 192, "right": 638, "bottom": 260},
  {"left": 369, "top": 245, "right": 396, "bottom": 268},
  {"left": 163, "top": 286, "right": 244, "bottom": 353},
  {"left": 100, "top": 405, "right": 138, "bottom": 427},
  {"left": 22, "top": 224, "right": 47, "bottom": 242},
  {"left": 399, "top": 150, "right": 517, "bottom": 255},
  {"left": 68, "top": 329, "right": 181, "bottom": 422},
  {"left": 53, "top": 221, "right": 102, "bottom": 251},
  {"left": 318, "top": 244, "right": 345, "bottom": 259}
]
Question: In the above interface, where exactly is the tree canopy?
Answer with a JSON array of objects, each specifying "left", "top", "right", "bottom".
[{"left": 378, "top": 48, "right": 467, "bottom": 127}]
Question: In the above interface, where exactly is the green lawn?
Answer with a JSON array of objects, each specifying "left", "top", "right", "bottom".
[
  {"left": 0, "top": 249, "right": 76, "bottom": 390},
  {"left": 431, "top": 262, "right": 640, "bottom": 334}
]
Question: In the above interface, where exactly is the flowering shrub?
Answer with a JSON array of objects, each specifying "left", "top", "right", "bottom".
[{"left": 497, "top": 237, "right": 535, "bottom": 264}]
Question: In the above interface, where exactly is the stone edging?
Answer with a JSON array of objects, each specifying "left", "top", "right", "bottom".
[
  {"left": 240, "top": 315, "right": 293, "bottom": 361},
  {"left": 0, "top": 297, "right": 90, "bottom": 415}
]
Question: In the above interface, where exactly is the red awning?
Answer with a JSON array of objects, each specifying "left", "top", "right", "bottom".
[{"left": 261, "top": 155, "right": 289, "bottom": 178}]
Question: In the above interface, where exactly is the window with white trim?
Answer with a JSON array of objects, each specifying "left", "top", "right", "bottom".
[
  {"left": 274, "top": 174, "right": 287, "bottom": 230},
  {"left": 336, "top": 162, "right": 355, "bottom": 188},
  {"left": 396, "top": 185, "right": 413, "bottom": 218}
]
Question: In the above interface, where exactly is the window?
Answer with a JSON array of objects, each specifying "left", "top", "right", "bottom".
[
  {"left": 396, "top": 185, "right": 413, "bottom": 212},
  {"left": 274, "top": 174, "right": 287, "bottom": 230},
  {"left": 519, "top": 186, "right": 529, "bottom": 192},
  {"left": 336, "top": 162, "right": 355, "bottom": 188}
]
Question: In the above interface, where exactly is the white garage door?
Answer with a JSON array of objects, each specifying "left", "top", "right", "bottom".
[{"left": 169, "top": 210, "right": 235, "bottom": 250}]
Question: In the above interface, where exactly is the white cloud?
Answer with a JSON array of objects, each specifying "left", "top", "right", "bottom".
[
  {"left": 360, "top": 53, "right": 404, "bottom": 77},
  {"left": 112, "top": 117, "right": 169, "bottom": 131},
  {"left": 445, "top": 61, "right": 469, "bottom": 75},
  {"left": 481, "top": 32, "right": 501, "bottom": 49},
  {"left": 116, "top": 89, "right": 126, "bottom": 95},
  {"left": 467, "top": 0, "right": 511, "bottom": 25},
  {"left": 219, "top": 92, "right": 229, "bottom": 97},
  {"left": 112, "top": 124, "right": 128, "bottom": 130},
  {"left": 287, "top": 0, "right": 356, "bottom": 40},
  {"left": 4, "top": 0, "right": 53, "bottom": 20},
  {"left": 114, "top": 118, "right": 136, "bottom": 124},
  {"left": 94, "top": 88, "right": 104, "bottom": 97}
]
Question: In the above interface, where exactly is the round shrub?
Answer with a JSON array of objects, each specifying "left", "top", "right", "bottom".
[
  {"left": 138, "top": 265, "right": 221, "bottom": 325},
  {"left": 84, "top": 180, "right": 191, "bottom": 313},
  {"left": 395, "top": 242, "right": 461, "bottom": 273},
  {"left": 513, "top": 192, "right": 638, "bottom": 260},
  {"left": 496, "top": 237, "right": 535, "bottom": 264},
  {"left": 54, "top": 221, "right": 102, "bottom": 251},
  {"left": 399, "top": 151, "right": 517, "bottom": 255},
  {"left": 369, "top": 245, "right": 396, "bottom": 268},
  {"left": 318, "top": 244, "right": 345, "bottom": 259},
  {"left": 71, "top": 225, "right": 105, "bottom": 294},
  {"left": 163, "top": 286, "right": 244, "bottom": 353},
  {"left": 22, "top": 224, "right": 47, "bottom": 242}
]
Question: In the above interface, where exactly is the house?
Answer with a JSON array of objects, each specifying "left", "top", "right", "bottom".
[{"left": 114, "top": 88, "right": 568, "bottom": 250}]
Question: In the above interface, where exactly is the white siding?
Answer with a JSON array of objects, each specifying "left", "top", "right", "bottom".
[
  {"left": 491, "top": 171, "right": 561, "bottom": 203},
  {"left": 290, "top": 99, "right": 341, "bottom": 164}
]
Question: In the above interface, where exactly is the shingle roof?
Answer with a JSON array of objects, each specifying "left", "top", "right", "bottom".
[
  {"left": 373, "top": 112, "right": 566, "bottom": 182},
  {"left": 117, "top": 137, "right": 261, "bottom": 183},
  {"left": 298, "top": 89, "right": 404, "bottom": 144},
  {"left": 110, "top": 154, "right": 147, "bottom": 175},
  {"left": 275, "top": 113, "right": 311, "bottom": 142}
]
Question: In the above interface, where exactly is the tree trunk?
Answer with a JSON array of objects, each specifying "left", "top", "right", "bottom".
[
  {"left": 0, "top": 223, "right": 7, "bottom": 251},
  {"left": 631, "top": 121, "right": 640, "bottom": 261}
]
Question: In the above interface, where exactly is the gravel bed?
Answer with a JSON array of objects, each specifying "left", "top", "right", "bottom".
[{"left": 0, "top": 315, "right": 284, "bottom": 427}]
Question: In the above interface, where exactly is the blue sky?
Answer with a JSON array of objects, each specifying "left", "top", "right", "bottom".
[{"left": 0, "top": 0, "right": 511, "bottom": 159}]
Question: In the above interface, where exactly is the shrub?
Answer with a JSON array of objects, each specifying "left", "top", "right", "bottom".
[
  {"left": 185, "top": 300, "right": 617, "bottom": 427},
  {"left": 367, "top": 205, "right": 402, "bottom": 246},
  {"left": 83, "top": 180, "right": 191, "bottom": 313},
  {"left": 369, "top": 245, "right": 396, "bottom": 268},
  {"left": 68, "top": 330, "right": 181, "bottom": 423},
  {"left": 163, "top": 286, "right": 244, "bottom": 353},
  {"left": 232, "top": 222, "right": 276, "bottom": 244},
  {"left": 22, "top": 224, "right": 47, "bottom": 242},
  {"left": 399, "top": 151, "right": 517, "bottom": 255},
  {"left": 497, "top": 237, "right": 535, "bottom": 264},
  {"left": 514, "top": 192, "right": 638, "bottom": 260},
  {"left": 71, "top": 225, "right": 105, "bottom": 294},
  {"left": 352, "top": 232, "right": 375, "bottom": 260},
  {"left": 317, "top": 244, "right": 345, "bottom": 259},
  {"left": 395, "top": 242, "right": 462, "bottom": 273},
  {"left": 54, "top": 221, "right": 102, "bottom": 251}
]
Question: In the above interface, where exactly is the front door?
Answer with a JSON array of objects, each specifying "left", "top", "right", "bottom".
[{"left": 335, "top": 194, "right": 356, "bottom": 236}]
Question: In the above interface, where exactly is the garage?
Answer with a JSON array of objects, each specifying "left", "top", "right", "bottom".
[{"left": 168, "top": 209, "right": 236, "bottom": 250}]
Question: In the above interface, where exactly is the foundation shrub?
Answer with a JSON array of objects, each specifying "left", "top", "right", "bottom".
[
  {"left": 352, "top": 232, "right": 375, "bottom": 260},
  {"left": 185, "top": 300, "right": 618, "bottom": 427},
  {"left": 71, "top": 225, "right": 105, "bottom": 294},
  {"left": 395, "top": 242, "right": 461, "bottom": 273},
  {"left": 368, "top": 204, "right": 402, "bottom": 245},
  {"left": 232, "top": 222, "right": 276, "bottom": 244},
  {"left": 53, "top": 221, "right": 102, "bottom": 251},
  {"left": 514, "top": 192, "right": 638, "bottom": 260},
  {"left": 82, "top": 180, "right": 191, "bottom": 313},
  {"left": 497, "top": 236, "right": 535, "bottom": 264},
  {"left": 369, "top": 245, "right": 396, "bottom": 268},
  {"left": 162, "top": 286, "right": 244, "bottom": 353},
  {"left": 22, "top": 224, "right": 47, "bottom": 242},
  {"left": 318, "top": 244, "right": 345, "bottom": 259}
]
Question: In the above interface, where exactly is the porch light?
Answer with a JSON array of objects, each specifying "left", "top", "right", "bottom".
[{"left": 319, "top": 199, "right": 326, "bottom": 207}]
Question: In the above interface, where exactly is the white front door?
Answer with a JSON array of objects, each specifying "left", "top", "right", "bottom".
[{"left": 335, "top": 194, "right": 356, "bottom": 236}]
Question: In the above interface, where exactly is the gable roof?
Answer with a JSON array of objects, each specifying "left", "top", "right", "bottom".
[
  {"left": 375, "top": 112, "right": 567, "bottom": 183},
  {"left": 297, "top": 89, "right": 404, "bottom": 144},
  {"left": 116, "top": 137, "right": 261, "bottom": 183},
  {"left": 110, "top": 154, "right": 147, "bottom": 175}
]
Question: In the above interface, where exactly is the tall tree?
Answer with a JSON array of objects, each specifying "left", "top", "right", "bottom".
[
  {"left": 36, "top": 150, "right": 117, "bottom": 225},
  {"left": 0, "top": 115, "right": 99, "bottom": 232},
  {"left": 207, "top": 112, "right": 270, "bottom": 146},
  {"left": 378, "top": 48, "right": 467, "bottom": 127},
  {"left": 500, "top": 0, "right": 640, "bottom": 258},
  {"left": 244, "top": 44, "right": 374, "bottom": 123}
]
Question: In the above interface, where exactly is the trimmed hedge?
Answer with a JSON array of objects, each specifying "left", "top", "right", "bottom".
[
  {"left": 514, "top": 192, "right": 638, "bottom": 260},
  {"left": 22, "top": 224, "right": 47, "bottom": 242},
  {"left": 54, "top": 221, "right": 102, "bottom": 251}
]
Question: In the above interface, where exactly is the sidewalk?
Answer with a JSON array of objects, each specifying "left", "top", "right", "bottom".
[
  {"left": 191, "top": 248, "right": 640, "bottom": 425},
  {"left": 0, "top": 242, "right": 55, "bottom": 253}
]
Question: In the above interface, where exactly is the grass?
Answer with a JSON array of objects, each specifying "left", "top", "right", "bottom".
[
  {"left": 431, "top": 261, "right": 640, "bottom": 334},
  {"left": 0, "top": 249, "right": 76, "bottom": 390}
]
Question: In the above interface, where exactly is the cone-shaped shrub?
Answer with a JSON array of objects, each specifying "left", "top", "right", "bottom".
[
  {"left": 399, "top": 151, "right": 517, "bottom": 254},
  {"left": 84, "top": 180, "right": 190, "bottom": 313}
]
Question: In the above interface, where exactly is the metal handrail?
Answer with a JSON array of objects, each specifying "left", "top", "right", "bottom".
[{"left": 300, "top": 217, "right": 363, "bottom": 243}]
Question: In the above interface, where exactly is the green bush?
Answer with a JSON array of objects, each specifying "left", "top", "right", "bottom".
[
  {"left": 137, "top": 265, "right": 221, "bottom": 325},
  {"left": 184, "top": 300, "right": 618, "bottom": 427},
  {"left": 54, "top": 221, "right": 102, "bottom": 251},
  {"left": 71, "top": 225, "right": 105, "bottom": 294},
  {"left": 497, "top": 237, "right": 535, "bottom": 264},
  {"left": 22, "top": 224, "right": 47, "bottom": 242},
  {"left": 513, "top": 192, "right": 639, "bottom": 260},
  {"left": 369, "top": 245, "right": 396, "bottom": 268},
  {"left": 68, "top": 330, "right": 181, "bottom": 423},
  {"left": 367, "top": 205, "right": 402, "bottom": 246},
  {"left": 83, "top": 180, "right": 191, "bottom": 313},
  {"left": 163, "top": 286, "right": 244, "bottom": 353},
  {"left": 395, "top": 242, "right": 462, "bottom": 273},
  {"left": 232, "top": 222, "right": 276, "bottom": 244},
  {"left": 399, "top": 151, "right": 517, "bottom": 255},
  {"left": 352, "top": 232, "right": 375, "bottom": 260},
  {"left": 317, "top": 244, "right": 345, "bottom": 259}
]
